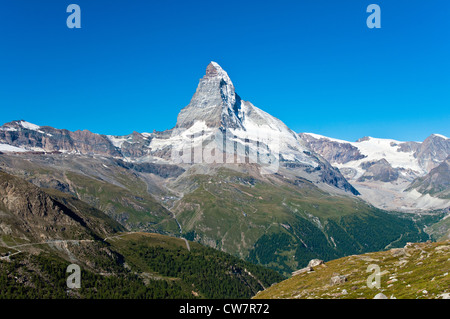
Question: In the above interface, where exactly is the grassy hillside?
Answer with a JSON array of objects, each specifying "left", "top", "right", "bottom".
[{"left": 254, "top": 240, "right": 450, "bottom": 299}]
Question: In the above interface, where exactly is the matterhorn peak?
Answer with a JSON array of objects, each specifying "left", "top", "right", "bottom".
[
  {"left": 205, "top": 61, "right": 231, "bottom": 81},
  {"left": 175, "top": 61, "right": 242, "bottom": 130},
  {"left": 166, "top": 61, "right": 320, "bottom": 171}
]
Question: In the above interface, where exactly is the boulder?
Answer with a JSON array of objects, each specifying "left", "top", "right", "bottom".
[
  {"left": 308, "top": 259, "right": 324, "bottom": 268},
  {"left": 330, "top": 275, "right": 347, "bottom": 285},
  {"left": 292, "top": 259, "right": 325, "bottom": 276},
  {"left": 373, "top": 293, "right": 388, "bottom": 299}
]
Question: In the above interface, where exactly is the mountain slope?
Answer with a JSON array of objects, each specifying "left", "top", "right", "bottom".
[
  {"left": 170, "top": 167, "right": 428, "bottom": 275},
  {"left": 1, "top": 232, "right": 284, "bottom": 299},
  {"left": 0, "top": 153, "right": 181, "bottom": 234},
  {"left": 0, "top": 170, "right": 125, "bottom": 244},
  {"left": 0, "top": 169, "right": 129, "bottom": 278},
  {"left": 0, "top": 171, "right": 283, "bottom": 299},
  {"left": 106, "top": 232, "right": 284, "bottom": 299},
  {"left": 407, "top": 155, "right": 450, "bottom": 199}
]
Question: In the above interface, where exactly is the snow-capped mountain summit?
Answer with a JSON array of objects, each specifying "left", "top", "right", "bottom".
[
  {"left": 149, "top": 62, "right": 359, "bottom": 193},
  {"left": 301, "top": 133, "right": 450, "bottom": 179},
  {"left": 301, "top": 133, "right": 450, "bottom": 211},
  {"left": 152, "top": 61, "right": 319, "bottom": 169}
]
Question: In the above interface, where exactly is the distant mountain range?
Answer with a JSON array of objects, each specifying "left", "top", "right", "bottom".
[
  {"left": 0, "top": 62, "right": 448, "bottom": 277},
  {"left": 300, "top": 133, "right": 450, "bottom": 211}
]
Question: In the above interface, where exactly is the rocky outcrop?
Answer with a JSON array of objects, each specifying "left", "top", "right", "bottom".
[
  {"left": 292, "top": 259, "right": 325, "bottom": 276},
  {"left": 111, "top": 131, "right": 152, "bottom": 158},
  {"left": 397, "top": 141, "right": 421, "bottom": 154},
  {"left": 330, "top": 274, "right": 347, "bottom": 285},
  {"left": 300, "top": 133, "right": 366, "bottom": 164},
  {"left": 308, "top": 259, "right": 324, "bottom": 268},
  {"left": 407, "top": 155, "right": 450, "bottom": 198},
  {"left": 414, "top": 134, "right": 450, "bottom": 172},
  {"left": 358, "top": 159, "right": 399, "bottom": 182},
  {"left": 315, "top": 159, "right": 361, "bottom": 195}
]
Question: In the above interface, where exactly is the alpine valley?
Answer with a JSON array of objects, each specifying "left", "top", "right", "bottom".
[{"left": 0, "top": 62, "right": 449, "bottom": 298}]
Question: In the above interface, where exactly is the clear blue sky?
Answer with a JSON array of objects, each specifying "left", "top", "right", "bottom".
[{"left": 0, "top": 0, "right": 449, "bottom": 142}]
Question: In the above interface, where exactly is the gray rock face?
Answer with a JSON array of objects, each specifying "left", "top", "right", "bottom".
[
  {"left": 29, "top": 177, "right": 72, "bottom": 194},
  {"left": 358, "top": 159, "right": 400, "bottom": 182},
  {"left": 315, "top": 159, "right": 361, "bottom": 195},
  {"left": 408, "top": 155, "right": 450, "bottom": 198},
  {"left": 175, "top": 62, "right": 244, "bottom": 130},
  {"left": 397, "top": 141, "right": 421, "bottom": 154},
  {"left": 114, "top": 159, "right": 185, "bottom": 179},
  {"left": 414, "top": 134, "right": 450, "bottom": 172},
  {"left": 300, "top": 133, "right": 366, "bottom": 164}
]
